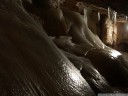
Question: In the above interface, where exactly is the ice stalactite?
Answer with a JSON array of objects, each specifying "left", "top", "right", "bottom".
[
  {"left": 111, "top": 10, "right": 117, "bottom": 48},
  {"left": 112, "top": 11, "right": 117, "bottom": 24},
  {"left": 126, "top": 16, "right": 128, "bottom": 21},
  {"left": 106, "top": 7, "right": 117, "bottom": 46},
  {"left": 108, "top": 7, "right": 110, "bottom": 20},
  {"left": 108, "top": 7, "right": 117, "bottom": 24},
  {"left": 75, "top": 2, "right": 105, "bottom": 49},
  {"left": 98, "top": 12, "right": 100, "bottom": 21},
  {"left": 83, "top": 7, "right": 88, "bottom": 26}
]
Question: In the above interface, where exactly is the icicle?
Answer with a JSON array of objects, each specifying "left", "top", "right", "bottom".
[
  {"left": 98, "top": 12, "right": 100, "bottom": 21},
  {"left": 108, "top": 7, "right": 110, "bottom": 19},
  {"left": 113, "top": 11, "right": 117, "bottom": 24},
  {"left": 126, "top": 16, "right": 128, "bottom": 21},
  {"left": 83, "top": 7, "right": 88, "bottom": 25},
  {"left": 84, "top": 8, "right": 86, "bottom": 17},
  {"left": 110, "top": 10, "right": 117, "bottom": 24}
]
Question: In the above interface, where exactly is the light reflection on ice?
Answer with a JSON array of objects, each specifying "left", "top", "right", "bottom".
[
  {"left": 110, "top": 50, "right": 121, "bottom": 58},
  {"left": 70, "top": 71, "right": 81, "bottom": 83}
]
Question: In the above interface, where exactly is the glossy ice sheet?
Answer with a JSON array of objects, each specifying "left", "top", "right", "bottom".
[
  {"left": 0, "top": 1, "right": 95, "bottom": 96},
  {"left": 62, "top": 50, "right": 117, "bottom": 93}
]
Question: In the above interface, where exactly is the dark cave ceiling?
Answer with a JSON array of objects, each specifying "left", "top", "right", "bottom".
[{"left": 81, "top": 0, "right": 128, "bottom": 15}]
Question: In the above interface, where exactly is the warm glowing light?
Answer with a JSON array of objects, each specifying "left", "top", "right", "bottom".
[{"left": 110, "top": 50, "right": 121, "bottom": 58}]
